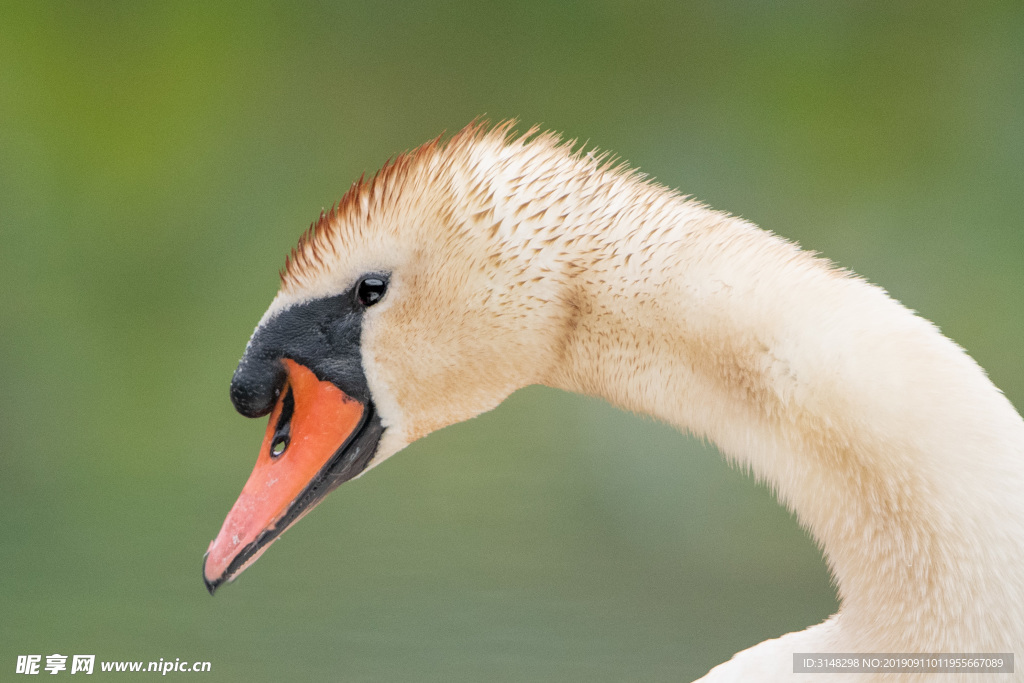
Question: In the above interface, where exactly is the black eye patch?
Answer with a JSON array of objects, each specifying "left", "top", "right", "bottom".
[{"left": 230, "top": 274, "right": 391, "bottom": 419}]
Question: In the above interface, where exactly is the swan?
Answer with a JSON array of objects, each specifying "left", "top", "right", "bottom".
[{"left": 203, "top": 122, "right": 1024, "bottom": 681}]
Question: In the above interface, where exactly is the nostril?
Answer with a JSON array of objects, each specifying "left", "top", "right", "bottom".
[
  {"left": 270, "top": 434, "right": 289, "bottom": 457},
  {"left": 268, "top": 388, "right": 295, "bottom": 459}
]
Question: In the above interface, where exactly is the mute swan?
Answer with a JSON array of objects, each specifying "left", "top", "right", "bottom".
[{"left": 204, "top": 122, "right": 1024, "bottom": 681}]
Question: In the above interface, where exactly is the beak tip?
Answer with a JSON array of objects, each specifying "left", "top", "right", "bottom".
[{"left": 202, "top": 551, "right": 222, "bottom": 596}]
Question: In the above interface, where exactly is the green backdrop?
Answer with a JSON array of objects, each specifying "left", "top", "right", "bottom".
[{"left": 2, "top": 2, "right": 1022, "bottom": 681}]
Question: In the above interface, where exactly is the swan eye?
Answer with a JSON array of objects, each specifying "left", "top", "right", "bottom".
[{"left": 357, "top": 277, "right": 388, "bottom": 307}]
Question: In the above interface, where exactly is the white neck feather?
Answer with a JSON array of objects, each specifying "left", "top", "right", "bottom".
[{"left": 482, "top": 153, "right": 1024, "bottom": 680}]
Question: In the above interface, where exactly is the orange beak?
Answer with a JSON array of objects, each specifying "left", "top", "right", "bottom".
[{"left": 203, "top": 359, "right": 369, "bottom": 593}]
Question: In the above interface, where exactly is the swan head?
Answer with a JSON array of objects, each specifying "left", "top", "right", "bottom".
[{"left": 202, "top": 124, "right": 582, "bottom": 592}]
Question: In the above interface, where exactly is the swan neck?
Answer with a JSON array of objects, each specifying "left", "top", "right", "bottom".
[{"left": 540, "top": 200, "right": 1024, "bottom": 651}]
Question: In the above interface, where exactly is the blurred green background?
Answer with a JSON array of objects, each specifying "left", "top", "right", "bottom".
[{"left": 2, "top": 2, "right": 1022, "bottom": 681}]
